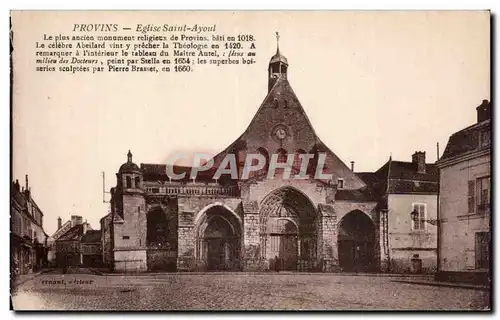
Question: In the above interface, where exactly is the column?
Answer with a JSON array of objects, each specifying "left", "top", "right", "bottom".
[
  {"left": 242, "top": 200, "right": 262, "bottom": 271},
  {"left": 177, "top": 225, "right": 195, "bottom": 271},
  {"left": 318, "top": 203, "right": 340, "bottom": 272},
  {"left": 177, "top": 202, "right": 196, "bottom": 271},
  {"left": 379, "top": 209, "right": 390, "bottom": 272}
]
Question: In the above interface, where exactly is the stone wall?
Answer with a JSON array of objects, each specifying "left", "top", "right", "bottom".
[
  {"left": 439, "top": 154, "right": 490, "bottom": 272},
  {"left": 114, "top": 194, "right": 147, "bottom": 250},
  {"left": 114, "top": 249, "right": 147, "bottom": 272},
  {"left": 387, "top": 194, "right": 438, "bottom": 273}
]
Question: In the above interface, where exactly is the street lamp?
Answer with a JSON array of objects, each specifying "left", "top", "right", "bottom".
[{"left": 410, "top": 210, "right": 440, "bottom": 226}]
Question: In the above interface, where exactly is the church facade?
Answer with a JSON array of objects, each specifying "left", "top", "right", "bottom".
[{"left": 102, "top": 43, "right": 437, "bottom": 273}]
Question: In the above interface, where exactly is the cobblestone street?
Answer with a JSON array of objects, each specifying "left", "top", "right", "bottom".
[{"left": 11, "top": 271, "right": 490, "bottom": 311}]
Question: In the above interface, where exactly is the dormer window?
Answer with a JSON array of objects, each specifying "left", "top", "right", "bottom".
[
  {"left": 337, "top": 178, "right": 345, "bottom": 189},
  {"left": 479, "top": 130, "right": 490, "bottom": 148}
]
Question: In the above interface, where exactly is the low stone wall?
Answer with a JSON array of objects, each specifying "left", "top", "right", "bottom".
[{"left": 147, "top": 249, "right": 177, "bottom": 271}]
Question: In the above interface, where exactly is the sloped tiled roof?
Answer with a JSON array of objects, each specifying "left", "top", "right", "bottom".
[
  {"left": 141, "top": 163, "right": 219, "bottom": 183},
  {"left": 81, "top": 230, "right": 101, "bottom": 243},
  {"left": 57, "top": 224, "right": 84, "bottom": 241},
  {"left": 335, "top": 187, "right": 378, "bottom": 202},
  {"left": 440, "top": 120, "right": 491, "bottom": 162},
  {"left": 356, "top": 158, "right": 438, "bottom": 197},
  {"left": 387, "top": 179, "right": 438, "bottom": 194},
  {"left": 388, "top": 161, "right": 438, "bottom": 182}
]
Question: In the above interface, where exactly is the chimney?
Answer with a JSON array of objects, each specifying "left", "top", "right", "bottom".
[
  {"left": 71, "top": 215, "right": 83, "bottom": 226},
  {"left": 57, "top": 217, "right": 62, "bottom": 230},
  {"left": 14, "top": 179, "right": 20, "bottom": 192},
  {"left": 412, "top": 151, "right": 426, "bottom": 174},
  {"left": 25, "top": 174, "right": 29, "bottom": 191},
  {"left": 476, "top": 99, "right": 491, "bottom": 123},
  {"left": 350, "top": 161, "right": 355, "bottom": 171}
]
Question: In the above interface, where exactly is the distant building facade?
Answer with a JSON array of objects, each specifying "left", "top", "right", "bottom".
[
  {"left": 11, "top": 176, "right": 49, "bottom": 275},
  {"left": 52, "top": 215, "right": 94, "bottom": 267},
  {"left": 436, "top": 100, "right": 491, "bottom": 285}
]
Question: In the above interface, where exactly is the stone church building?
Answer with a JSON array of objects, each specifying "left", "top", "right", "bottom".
[{"left": 102, "top": 42, "right": 437, "bottom": 273}]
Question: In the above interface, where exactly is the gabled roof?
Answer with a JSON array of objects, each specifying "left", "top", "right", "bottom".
[
  {"left": 208, "top": 77, "right": 366, "bottom": 189},
  {"left": 11, "top": 183, "right": 26, "bottom": 208},
  {"left": 139, "top": 76, "right": 366, "bottom": 189},
  {"left": 56, "top": 224, "right": 84, "bottom": 241}
]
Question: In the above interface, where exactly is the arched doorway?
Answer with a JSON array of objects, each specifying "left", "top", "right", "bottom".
[
  {"left": 146, "top": 206, "right": 178, "bottom": 271},
  {"left": 259, "top": 187, "right": 318, "bottom": 271},
  {"left": 195, "top": 205, "right": 242, "bottom": 271},
  {"left": 338, "top": 210, "right": 376, "bottom": 272}
]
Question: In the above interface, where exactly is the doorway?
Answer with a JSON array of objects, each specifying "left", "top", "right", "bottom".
[
  {"left": 338, "top": 210, "right": 376, "bottom": 272},
  {"left": 197, "top": 206, "right": 241, "bottom": 271}
]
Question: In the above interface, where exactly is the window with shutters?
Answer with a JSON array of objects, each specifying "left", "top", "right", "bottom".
[
  {"left": 467, "top": 180, "right": 475, "bottom": 213},
  {"left": 411, "top": 203, "right": 426, "bottom": 231},
  {"left": 476, "top": 176, "right": 490, "bottom": 215}
]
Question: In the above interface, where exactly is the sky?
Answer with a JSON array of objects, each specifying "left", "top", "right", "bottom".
[{"left": 11, "top": 11, "right": 490, "bottom": 236}]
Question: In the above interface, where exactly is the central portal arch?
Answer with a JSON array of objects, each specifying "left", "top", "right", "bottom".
[
  {"left": 195, "top": 205, "right": 242, "bottom": 271},
  {"left": 337, "top": 210, "right": 376, "bottom": 272},
  {"left": 259, "top": 187, "right": 318, "bottom": 271}
]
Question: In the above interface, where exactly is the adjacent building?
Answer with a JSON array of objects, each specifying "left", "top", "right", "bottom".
[
  {"left": 100, "top": 212, "right": 114, "bottom": 270},
  {"left": 436, "top": 99, "right": 491, "bottom": 285},
  {"left": 11, "top": 176, "right": 49, "bottom": 275},
  {"left": 358, "top": 152, "right": 438, "bottom": 273},
  {"left": 80, "top": 230, "right": 103, "bottom": 267},
  {"left": 101, "top": 42, "right": 443, "bottom": 274}
]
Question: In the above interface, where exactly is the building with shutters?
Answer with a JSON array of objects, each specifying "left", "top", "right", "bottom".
[
  {"left": 11, "top": 176, "right": 49, "bottom": 275},
  {"left": 436, "top": 99, "right": 491, "bottom": 285},
  {"left": 358, "top": 153, "right": 438, "bottom": 274}
]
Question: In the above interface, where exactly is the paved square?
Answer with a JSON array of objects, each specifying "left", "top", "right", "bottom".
[{"left": 12, "top": 272, "right": 490, "bottom": 311}]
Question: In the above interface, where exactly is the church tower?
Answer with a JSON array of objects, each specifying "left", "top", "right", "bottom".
[
  {"left": 113, "top": 150, "right": 147, "bottom": 272},
  {"left": 268, "top": 32, "right": 288, "bottom": 92}
]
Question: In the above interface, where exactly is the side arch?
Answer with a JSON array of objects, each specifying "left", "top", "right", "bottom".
[
  {"left": 337, "top": 209, "right": 377, "bottom": 272},
  {"left": 193, "top": 203, "right": 243, "bottom": 271}
]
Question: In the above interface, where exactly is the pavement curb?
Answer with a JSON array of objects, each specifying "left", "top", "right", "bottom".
[
  {"left": 392, "top": 279, "right": 490, "bottom": 291},
  {"left": 88, "top": 269, "right": 434, "bottom": 279}
]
